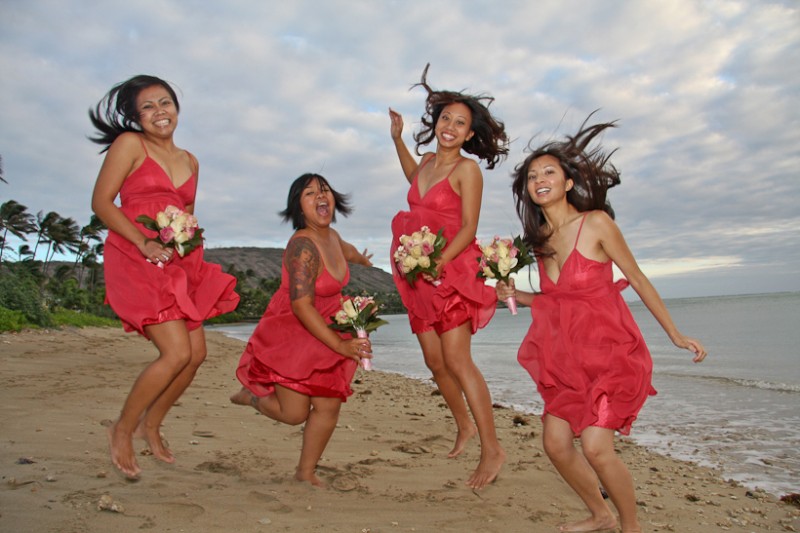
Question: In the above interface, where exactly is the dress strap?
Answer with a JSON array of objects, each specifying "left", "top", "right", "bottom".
[
  {"left": 137, "top": 135, "right": 149, "bottom": 157},
  {"left": 573, "top": 213, "right": 589, "bottom": 250},
  {"left": 412, "top": 153, "right": 435, "bottom": 182},
  {"left": 443, "top": 157, "right": 464, "bottom": 179}
]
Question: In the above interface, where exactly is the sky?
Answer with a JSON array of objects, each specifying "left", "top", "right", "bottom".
[{"left": 1, "top": 0, "right": 798, "bottom": 299}]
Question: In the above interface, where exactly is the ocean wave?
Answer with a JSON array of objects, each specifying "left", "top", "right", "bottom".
[{"left": 660, "top": 372, "right": 800, "bottom": 393}]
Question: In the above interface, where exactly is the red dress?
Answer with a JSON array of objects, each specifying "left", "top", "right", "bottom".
[
  {"left": 235, "top": 242, "right": 358, "bottom": 400},
  {"left": 103, "top": 142, "right": 239, "bottom": 337},
  {"left": 517, "top": 214, "right": 657, "bottom": 436},
  {"left": 390, "top": 156, "right": 496, "bottom": 335}
]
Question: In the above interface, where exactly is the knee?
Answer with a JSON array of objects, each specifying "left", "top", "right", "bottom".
[
  {"left": 189, "top": 345, "right": 208, "bottom": 369},
  {"left": 283, "top": 408, "right": 310, "bottom": 426},
  {"left": 543, "top": 435, "right": 573, "bottom": 463},
  {"left": 160, "top": 347, "right": 193, "bottom": 373},
  {"left": 581, "top": 441, "right": 614, "bottom": 469}
]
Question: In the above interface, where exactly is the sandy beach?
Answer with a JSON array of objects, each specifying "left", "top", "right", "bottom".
[{"left": 1, "top": 327, "right": 798, "bottom": 532}]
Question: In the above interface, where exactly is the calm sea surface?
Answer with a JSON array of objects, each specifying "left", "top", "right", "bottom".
[{"left": 209, "top": 291, "right": 800, "bottom": 497}]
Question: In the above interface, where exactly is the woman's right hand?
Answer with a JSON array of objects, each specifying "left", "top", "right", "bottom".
[
  {"left": 389, "top": 108, "right": 403, "bottom": 140},
  {"left": 495, "top": 278, "right": 515, "bottom": 300},
  {"left": 336, "top": 338, "right": 372, "bottom": 363},
  {"left": 139, "top": 238, "right": 173, "bottom": 265}
]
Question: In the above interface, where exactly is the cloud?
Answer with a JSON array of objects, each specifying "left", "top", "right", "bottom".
[{"left": 1, "top": 0, "right": 798, "bottom": 299}]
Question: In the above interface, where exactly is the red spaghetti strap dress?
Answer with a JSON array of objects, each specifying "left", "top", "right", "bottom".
[
  {"left": 390, "top": 156, "right": 496, "bottom": 335},
  {"left": 235, "top": 241, "right": 358, "bottom": 400},
  {"left": 517, "top": 214, "right": 657, "bottom": 436},
  {"left": 102, "top": 139, "right": 239, "bottom": 337}
]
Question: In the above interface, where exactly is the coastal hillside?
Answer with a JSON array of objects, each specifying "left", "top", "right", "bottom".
[{"left": 204, "top": 246, "right": 398, "bottom": 294}]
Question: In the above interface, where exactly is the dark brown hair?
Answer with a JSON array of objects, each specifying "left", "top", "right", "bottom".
[
  {"left": 279, "top": 173, "right": 353, "bottom": 230},
  {"left": 89, "top": 75, "right": 180, "bottom": 151},
  {"left": 411, "top": 64, "right": 509, "bottom": 170},
  {"left": 511, "top": 112, "right": 621, "bottom": 257}
]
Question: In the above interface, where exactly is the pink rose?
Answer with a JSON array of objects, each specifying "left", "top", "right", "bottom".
[{"left": 159, "top": 226, "right": 176, "bottom": 243}]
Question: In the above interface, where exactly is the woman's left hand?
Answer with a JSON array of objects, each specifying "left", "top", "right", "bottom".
[{"left": 673, "top": 334, "right": 708, "bottom": 363}]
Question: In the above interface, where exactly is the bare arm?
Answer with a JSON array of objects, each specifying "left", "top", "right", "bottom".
[
  {"left": 90, "top": 133, "right": 168, "bottom": 259},
  {"left": 495, "top": 278, "right": 537, "bottom": 307},
  {"left": 287, "top": 236, "right": 370, "bottom": 361},
  {"left": 338, "top": 234, "right": 373, "bottom": 267},
  {"left": 389, "top": 108, "right": 419, "bottom": 183},
  {"left": 593, "top": 212, "right": 707, "bottom": 362}
]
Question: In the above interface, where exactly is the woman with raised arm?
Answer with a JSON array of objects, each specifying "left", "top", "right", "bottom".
[{"left": 388, "top": 65, "right": 509, "bottom": 489}]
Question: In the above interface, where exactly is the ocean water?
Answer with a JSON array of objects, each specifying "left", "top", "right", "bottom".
[{"left": 209, "top": 291, "right": 800, "bottom": 497}]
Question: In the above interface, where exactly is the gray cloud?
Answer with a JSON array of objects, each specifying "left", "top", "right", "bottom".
[{"left": 1, "top": 0, "right": 798, "bottom": 298}]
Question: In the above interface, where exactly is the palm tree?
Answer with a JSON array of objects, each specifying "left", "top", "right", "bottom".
[
  {"left": 32, "top": 210, "right": 60, "bottom": 261},
  {"left": 44, "top": 216, "right": 81, "bottom": 273},
  {"left": 73, "top": 215, "right": 107, "bottom": 272},
  {"left": 0, "top": 200, "right": 36, "bottom": 261}
]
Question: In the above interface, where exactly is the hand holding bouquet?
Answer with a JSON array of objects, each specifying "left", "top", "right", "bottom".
[
  {"left": 477, "top": 235, "right": 533, "bottom": 314},
  {"left": 136, "top": 205, "right": 204, "bottom": 266},
  {"left": 393, "top": 226, "right": 447, "bottom": 286},
  {"left": 329, "top": 295, "right": 389, "bottom": 370}
]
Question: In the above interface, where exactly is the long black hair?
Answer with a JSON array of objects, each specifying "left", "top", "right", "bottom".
[
  {"left": 511, "top": 112, "right": 621, "bottom": 257},
  {"left": 411, "top": 64, "right": 509, "bottom": 170},
  {"left": 279, "top": 173, "right": 353, "bottom": 230},
  {"left": 88, "top": 75, "right": 180, "bottom": 151}
]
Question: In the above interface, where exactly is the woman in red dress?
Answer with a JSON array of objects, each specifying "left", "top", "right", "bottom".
[
  {"left": 230, "top": 173, "right": 373, "bottom": 487},
  {"left": 388, "top": 65, "right": 509, "bottom": 489},
  {"left": 496, "top": 115, "right": 707, "bottom": 532},
  {"left": 90, "top": 75, "right": 239, "bottom": 479}
]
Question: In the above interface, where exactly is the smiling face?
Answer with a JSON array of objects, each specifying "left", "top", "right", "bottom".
[
  {"left": 300, "top": 177, "right": 335, "bottom": 229},
  {"left": 135, "top": 84, "right": 178, "bottom": 138},
  {"left": 435, "top": 102, "right": 474, "bottom": 149},
  {"left": 526, "top": 154, "right": 573, "bottom": 207}
]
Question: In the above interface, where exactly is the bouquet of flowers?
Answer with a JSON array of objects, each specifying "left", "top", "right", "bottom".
[
  {"left": 393, "top": 226, "right": 447, "bottom": 286},
  {"left": 477, "top": 235, "right": 534, "bottom": 314},
  {"left": 329, "top": 295, "right": 388, "bottom": 370},
  {"left": 136, "top": 205, "right": 204, "bottom": 266}
]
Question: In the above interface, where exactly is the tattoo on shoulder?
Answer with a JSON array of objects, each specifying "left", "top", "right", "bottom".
[{"left": 286, "top": 237, "right": 320, "bottom": 301}]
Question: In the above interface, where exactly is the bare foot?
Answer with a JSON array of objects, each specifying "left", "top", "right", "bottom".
[
  {"left": 107, "top": 421, "right": 140, "bottom": 479},
  {"left": 466, "top": 446, "right": 506, "bottom": 489},
  {"left": 229, "top": 387, "right": 253, "bottom": 406},
  {"left": 133, "top": 422, "right": 174, "bottom": 464},
  {"left": 558, "top": 514, "right": 618, "bottom": 532},
  {"left": 295, "top": 469, "right": 326, "bottom": 487},
  {"left": 447, "top": 424, "right": 477, "bottom": 458}
]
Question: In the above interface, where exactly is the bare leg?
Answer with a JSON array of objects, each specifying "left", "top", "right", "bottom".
[
  {"left": 108, "top": 320, "right": 193, "bottom": 478},
  {"left": 581, "top": 427, "right": 642, "bottom": 532},
  {"left": 417, "top": 330, "right": 477, "bottom": 458},
  {"left": 239, "top": 385, "right": 339, "bottom": 487},
  {"left": 295, "top": 396, "right": 342, "bottom": 486},
  {"left": 440, "top": 323, "right": 505, "bottom": 489},
  {"left": 134, "top": 325, "right": 208, "bottom": 463},
  {"left": 541, "top": 415, "right": 617, "bottom": 532}
]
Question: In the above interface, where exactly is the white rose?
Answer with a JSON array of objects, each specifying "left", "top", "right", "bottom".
[
  {"left": 417, "top": 255, "right": 431, "bottom": 269},
  {"left": 156, "top": 212, "right": 171, "bottom": 228},
  {"left": 342, "top": 299, "right": 359, "bottom": 319},
  {"left": 498, "top": 256, "right": 518, "bottom": 277},
  {"left": 403, "top": 255, "right": 419, "bottom": 271},
  {"left": 410, "top": 245, "right": 423, "bottom": 258}
]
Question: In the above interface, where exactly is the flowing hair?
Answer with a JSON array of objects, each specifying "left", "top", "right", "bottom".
[
  {"left": 511, "top": 112, "right": 621, "bottom": 257},
  {"left": 88, "top": 75, "right": 180, "bottom": 152},
  {"left": 279, "top": 173, "right": 353, "bottom": 230},
  {"left": 411, "top": 64, "right": 509, "bottom": 170}
]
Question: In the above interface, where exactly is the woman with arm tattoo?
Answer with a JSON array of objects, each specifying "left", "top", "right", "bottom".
[{"left": 230, "top": 173, "right": 372, "bottom": 486}]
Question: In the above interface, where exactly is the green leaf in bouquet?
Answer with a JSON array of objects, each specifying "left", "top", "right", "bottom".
[{"left": 135, "top": 214, "right": 160, "bottom": 232}]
